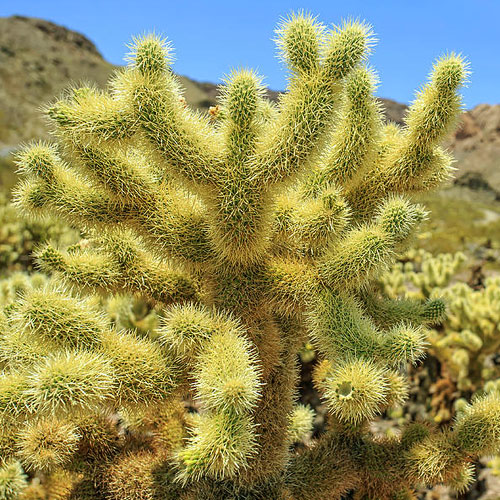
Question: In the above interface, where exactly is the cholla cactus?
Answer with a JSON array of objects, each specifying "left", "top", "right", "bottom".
[
  {"left": 0, "top": 460, "right": 27, "bottom": 500},
  {"left": 381, "top": 252, "right": 500, "bottom": 392},
  {"left": 106, "top": 293, "right": 159, "bottom": 336},
  {"left": 380, "top": 249, "right": 467, "bottom": 300},
  {"left": 5, "top": 11, "right": 497, "bottom": 500},
  {"left": 468, "top": 380, "right": 500, "bottom": 477},
  {"left": 0, "top": 194, "right": 77, "bottom": 275},
  {"left": 0, "top": 272, "right": 48, "bottom": 308},
  {"left": 432, "top": 276, "right": 500, "bottom": 391}
]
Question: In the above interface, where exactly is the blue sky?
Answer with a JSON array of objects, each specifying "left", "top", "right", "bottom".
[{"left": 1, "top": 0, "right": 498, "bottom": 107}]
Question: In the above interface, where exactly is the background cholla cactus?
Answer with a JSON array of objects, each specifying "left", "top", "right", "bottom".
[
  {"left": 380, "top": 251, "right": 500, "bottom": 393},
  {"left": 0, "top": 194, "right": 78, "bottom": 275},
  {"left": 433, "top": 276, "right": 500, "bottom": 392},
  {"left": 377, "top": 249, "right": 500, "bottom": 485},
  {"left": 379, "top": 249, "right": 467, "bottom": 300},
  {"left": 105, "top": 293, "right": 159, "bottom": 336},
  {"left": 0, "top": 272, "right": 48, "bottom": 308},
  {"left": 2, "top": 10, "right": 498, "bottom": 500}
]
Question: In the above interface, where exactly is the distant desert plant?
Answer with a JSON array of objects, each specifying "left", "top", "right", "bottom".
[
  {"left": 2, "top": 10, "right": 497, "bottom": 500},
  {"left": 380, "top": 251, "right": 500, "bottom": 481},
  {"left": 0, "top": 193, "right": 77, "bottom": 275},
  {"left": 380, "top": 250, "right": 500, "bottom": 393}
]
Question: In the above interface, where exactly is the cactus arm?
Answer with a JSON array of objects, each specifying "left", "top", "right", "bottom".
[
  {"left": 308, "top": 290, "right": 381, "bottom": 361},
  {"left": 46, "top": 86, "right": 137, "bottom": 141},
  {"left": 132, "top": 188, "right": 213, "bottom": 263},
  {"left": 99, "top": 230, "right": 199, "bottom": 304},
  {"left": 100, "top": 329, "right": 179, "bottom": 407},
  {"left": 393, "top": 54, "right": 470, "bottom": 189},
  {"left": 253, "top": 17, "right": 375, "bottom": 186},
  {"left": 36, "top": 239, "right": 198, "bottom": 305},
  {"left": 1, "top": 283, "right": 186, "bottom": 469},
  {"left": 307, "top": 65, "right": 383, "bottom": 195},
  {"left": 319, "top": 196, "right": 424, "bottom": 290},
  {"left": 347, "top": 55, "right": 469, "bottom": 216},
  {"left": 24, "top": 350, "right": 115, "bottom": 416},
  {"left": 67, "top": 141, "right": 157, "bottom": 205},
  {"left": 318, "top": 223, "right": 394, "bottom": 290},
  {"left": 117, "top": 35, "right": 222, "bottom": 187},
  {"left": 361, "top": 292, "right": 446, "bottom": 329},
  {"left": 13, "top": 175, "right": 127, "bottom": 232},
  {"left": 263, "top": 259, "right": 317, "bottom": 317},
  {"left": 199, "top": 70, "right": 273, "bottom": 266},
  {"left": 17, "top": 418, "right": 80, "bottom": 472},
  {"left": 193, "top": 329, "right": 261, "bottom": 415},
  {"left": 287, "top": 404, "right": 315, "bottom": 444},
  {"left": 217, "top": 69, "right": 267, "bottom": 170},
  {"left": 0, "top": 460, "right": 28, "bottom": 499},
  {"left": 11, "top": 285, "right": 106, "bottom": 351},
  {"left": 158, "top": 305, "right": 262, "bottom": 482},
  {"left": 13, "top": 144, "right": 127, "bottom": 227},
  {"left": 37, "top": 244, "right": 122, "bottom": 289},
  {"left": 395, "top": 394, "right": 500, "bottom": 489},
  {"left": 0, "top": 372, "right": 30, "bottom": 423}
]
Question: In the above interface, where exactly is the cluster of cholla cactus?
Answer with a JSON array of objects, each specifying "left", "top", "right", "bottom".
[
  {"left": 0, "top": 193, "right": 77, "bottom": 275},
  {"left": 0, "top": 272, "right": 48, "bottom": 308},
  {"left": 2, "top": 11, "right": 500, "bottom": 500},
  {"left": 433, "top": 276, "right": 500, "bottom": 392},
  {"left": 380, "top": 250, "right": 500, "bottom": 392},
  {"left": 379, "top": 249, "right": 467, "bottom": 300}
]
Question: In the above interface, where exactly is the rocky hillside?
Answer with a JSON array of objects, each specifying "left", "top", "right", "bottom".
[
  {"left": 448, "top": 104, "right": 500, "bottom": 193},
  {"left": 0, "top": 16, "right": 219, "bottom": 149},
  {"left": 0, "top": 15, "right": 498, "bottom": 191}
]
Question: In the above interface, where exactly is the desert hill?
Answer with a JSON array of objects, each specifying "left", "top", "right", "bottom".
[
  {"left": 448, "top": 104, "right": 500, "bottom": 194},
  {"left": 0, "top": 16, "right": 217, "bottom": 149},
  {"left": 0, "top": 15, "right": 498, "bottom": 192}
]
